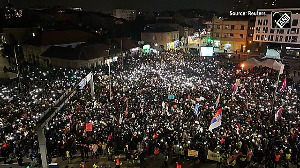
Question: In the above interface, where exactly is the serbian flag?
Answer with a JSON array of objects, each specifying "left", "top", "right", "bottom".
[
  {"left": 194, "top": 103, "right": 201, "bottom": 115},
  {"left": 275, "top": 106, "right": 283, "bottom": 121},
  {"left": 232, "top": 81, "right": 238, "bottom": 95},
  {"left": 208, "top": 108, "right": 222, "bottom": 132},
  {"left": 215, "top": 94, "right": 220, "bottom": 108},
  {"left": 280, "top": 78, "right": 286, "bottom": 91},
  {"left": 69, "top": 113, "right": 72, "bottom": 123},
  {"left": 236, "top": 123, "right": 240, "bottom": 134}
]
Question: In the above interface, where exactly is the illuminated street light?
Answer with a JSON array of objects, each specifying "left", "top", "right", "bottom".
[{"left": 241, "top": 63, "right": 245, "bottom": 71}]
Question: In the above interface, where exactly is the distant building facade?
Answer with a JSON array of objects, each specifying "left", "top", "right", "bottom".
[
  {"left": 22, "top": 30, "right": 97, "bottom": 66},
  {"left": 253, "top": 8, "right": 300, "bottom": 57},
  {"left": 212, "top": 16, "right": 255, "bottom": 52},
  {"left": 113, "top": 9, "right": 136, "bottom": 21},
  {"left": 40, "top": 44, "right": 110, "bottom": 68},
  {"left": 141, "top": 26, "right": 179, "bottom": 50},
  {"left": 3, "top": 27, "right": 39, "bottom": 45}
]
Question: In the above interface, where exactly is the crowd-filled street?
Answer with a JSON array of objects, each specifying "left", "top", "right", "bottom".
[{"left": 0, "top": 51, "right": 299, "bottom": 168}]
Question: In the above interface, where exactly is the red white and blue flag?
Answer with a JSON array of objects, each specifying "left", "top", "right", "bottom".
[
  {"left": 208, "top": 108, "right": 222, "bottom": 132},
  {"left": 236, "top": 123, "right": 240, "bottom": 134},
  {"left": 280, "top": 78, "right": 286, "bottom": 91},
  {"left": 233, "top": 81, "right": 238, "bottom": 95},
  {"left": 275, "top": 106, "right": 283, "bottom": 121},
  {"left": 69, "top": 113, "right": 72, "bottom": 123}
]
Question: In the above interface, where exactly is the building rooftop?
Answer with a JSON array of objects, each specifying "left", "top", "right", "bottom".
[
  {"left": 41, "top": 43, "right": 115, "bottom": 60},
  {"left": 24, "top": 30, "right": 97, "bottom": 46}
]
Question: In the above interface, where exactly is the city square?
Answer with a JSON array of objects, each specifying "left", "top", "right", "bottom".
[{"left": 0, "top": 0, "right": 300, "bottom": 168}]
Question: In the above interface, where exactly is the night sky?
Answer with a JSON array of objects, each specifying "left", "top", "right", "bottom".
[{"left": 0, "top": 0, "right": 249, "bottom": 13}]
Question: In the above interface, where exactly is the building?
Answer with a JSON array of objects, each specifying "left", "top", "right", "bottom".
[
  {"left": 148, "top": 22, "right": 193, "bottom": 39},
  {"left": 3, "top": 27, "right": 39, "bottom": 45},
  {"left": 141, "top": 26, "right": 179, "bottom": 50},
  {"left": 212, "top": 16, "right": 255, "bottom": 52},
  {"left": 22, "top": 30, "right": 97, "bottom": 66},
  {"left": 113, "top": 9, "right": 136, "bottom": 21},
  {"left": 253, "top": 8, "right": 300, "bottom": 57},
  {"left": 40, "top": 43, "right": 112, "bottom": 68}
]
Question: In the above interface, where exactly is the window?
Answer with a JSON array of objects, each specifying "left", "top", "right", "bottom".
[
  {"left": 270, "top": 29, "right": 275, "bottom": 34},
  {"left": 153, "top": 35, "right": 156, "bottom": 40},
  {"left": 248, "top": 34, "right": 253, "bottom": 37},
  {"left": 230, "top": 33, "right": 234, "bottom": 38},
  {"left": 291, "top": 36, "right": 298, "bottom": 42},
  {"left": 224, "top": 33, "right": 228, "bottom": 37},
  {"left": 231, "top": 25, "right": 235, "bottom": 30},
  {"left": 160, "top": 36, "right": 163, "bottom": 41},
  {"left": 216, "top": 33, "right": 220, "bottom": 37},
  {"left": 291, "top": 28, "right": 297, "bottom": 34},
  {"left": 263, "top": 27, "right": 268, "bottom": 33},
  {"left": 277, "top": 29, "right": 284, "bottom": 34},
  {"left": 292, "top": 19, "right": 298, "bottom": 26},
  {"left": 225, "top": 25, "right": 229, "bottom": 29},
  {"left": 240, "top": 34, "right": 244, "bottom": 38},
  {"left": 258, "top": 19, "right": 263, "bottom": 25},
  {"left": 255, "top": 27, "right": 260, "bottom": 33},
  {"left": 255, "top": 35, "right": 260, "bottom": 40},
  {"left": 241, "top": 25, "right": 245, "bottom": 30},
  {"left": 268, "top": 35, "right": 274, "bottom": 41},
  {"left": 217, "top": 25, "right": 221, "bottom": 29}
]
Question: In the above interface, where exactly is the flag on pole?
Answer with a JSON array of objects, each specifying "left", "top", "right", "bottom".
[
  {"left": 275, "top": 106, "right": 283, "bottom": 121},
  {"left": 236, "top": 123, "right": 240, "bottom": 134},
  {"left": 233, "top": 81, "right": 238, "bottom": 95},
  {"left": 125, "top": 99, "right": 129, "bottom": 116},
  {"left": 280, "top": 78, "right": 286, "bottom": 91},
  {"left": 215, "top": 94, "right": 220, "bottom": 108},
  {"left": 246, "top": 100, "right": 249, "bottom": 109},
  {"left": 194, "top": 103, "right": 201, "bottom": 115},
  {"left": 69, "top": 113, "right": 72, "bottom": 123},
  {"left": 208, "top": 108, "right": 222, "bottom": 132}
]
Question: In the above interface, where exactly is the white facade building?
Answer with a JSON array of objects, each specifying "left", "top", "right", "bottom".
[
  {"left": 254, "top": 8, "right": 300, "bottom": 44},
  {"left": 113, "top": 9, "right": 136, "bottom": 21}
]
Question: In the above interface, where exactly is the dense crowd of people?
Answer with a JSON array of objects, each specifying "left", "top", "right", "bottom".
[
  {"left": 0, "top": 51, "right": 299, "bottom": 168},
  {"left": 0, "top": 64, "right": 89, "bottom": 165}
]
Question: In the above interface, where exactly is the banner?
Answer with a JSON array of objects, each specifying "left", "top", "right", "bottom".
[
  {"left": 79, "top": 79, "right": 86, "bottom": 89},
  {"left": 188, "top": 150, "right": 198, "bottom": 157},
  {"left": 85, "top": 123, "right": 93, "bottom": 131},
  {"left": 207, "top": 150, "right": 218, "bottom": 161}
]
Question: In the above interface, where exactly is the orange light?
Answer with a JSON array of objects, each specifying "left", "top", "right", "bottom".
[
  {"left": 243, "top": 45, "right": 246, "bottom": 48},
  {"left": 249, "top": 41, "right": 252, "bottom": 43},
  {"left": 241, "top": 64, "right": 245, "bottom": 68}
]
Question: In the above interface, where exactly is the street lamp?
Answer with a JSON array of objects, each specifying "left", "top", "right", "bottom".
[
  {"left": 106, "top": 49, "right": 112, "bottom": 101},
  {"left": 241, "top": 63, "right": 245, "bottom": 71},
  {"left": 14, "top": 45, "right": 21, "bottom": 91}
]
